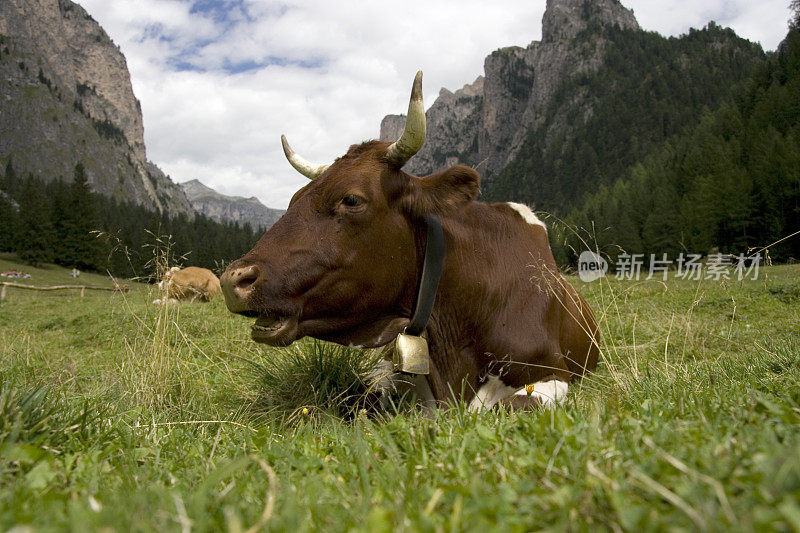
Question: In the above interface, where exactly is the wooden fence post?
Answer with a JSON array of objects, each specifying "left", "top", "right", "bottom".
[{"left": 0, "top": 282, "right": 128, "bottom": 297}]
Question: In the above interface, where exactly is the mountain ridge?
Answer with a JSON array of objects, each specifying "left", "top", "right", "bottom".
[{"left": 180, "top": 179, "right": 284, "bottom": 231}]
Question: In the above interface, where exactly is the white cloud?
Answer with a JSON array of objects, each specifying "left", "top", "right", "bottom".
[
  {"left": 625, "top": 0, "right": 791, "bottom": 51},
  {"left": 78, "top": 0, "right": 793, "bottom": 209}
]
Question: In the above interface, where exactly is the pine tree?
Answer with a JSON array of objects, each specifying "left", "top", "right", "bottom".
[
  {"left": 2, "top": 161, "right": 19, "bottom": 198},
  {"left": 51, "top": 180, "right": 70, "bottom": 261},
  {"left": 15, "top": 176, "right": 55, "bottom": 266},
  {"left": 56, "top": 163, "right": 104, "bottom": 270},
  {"left": 0, "top": 194, "right": 17, "bottom": 252},
  {"left": 0, "top": 164, "right": 17, "bottom": 252}
]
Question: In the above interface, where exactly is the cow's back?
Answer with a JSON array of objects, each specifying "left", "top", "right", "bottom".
[{"left": 170, "top": 267, "right": 221, "bottom": 301}]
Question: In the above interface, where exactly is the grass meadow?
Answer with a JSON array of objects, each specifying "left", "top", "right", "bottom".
[{"left": 1, "top": 252, "right": 799, "bottom": 531}]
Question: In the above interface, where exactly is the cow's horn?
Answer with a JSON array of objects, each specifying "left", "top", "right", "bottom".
[
  {"left": 281, "top": 134, "right": 330, "bottom": 180},
  {"left": 386, "top": 70, "right": 426, "bottom": 166}
]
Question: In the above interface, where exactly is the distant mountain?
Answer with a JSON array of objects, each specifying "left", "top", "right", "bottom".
[
  {"left": 180, "top": 179, "right": 284, "bottom": 232},
  {"left": 381, "top": 0, "right": 766, "bottom": 214},
  {"left": 0, "top": 0, "right": 192, "bottom": 215}
]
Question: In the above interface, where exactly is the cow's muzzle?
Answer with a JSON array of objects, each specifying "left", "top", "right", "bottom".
[
  {"left": 220, "top": 262, "right": 260, "bottom": 313},
  {"left": 221, "top": 261, "right": 301, "bottom": 346}
]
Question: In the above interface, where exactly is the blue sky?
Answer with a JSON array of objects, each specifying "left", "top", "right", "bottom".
[
  {"left": 188, "top": 0, "right": 249, "bottom": 23},
  {"left": 79, "top": 0, "right": 793, "bottom": 209}
]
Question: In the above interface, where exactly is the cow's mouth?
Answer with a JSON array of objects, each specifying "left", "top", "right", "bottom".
[{"left": 251, "top": 314, "right": 298, "bottom": 346}]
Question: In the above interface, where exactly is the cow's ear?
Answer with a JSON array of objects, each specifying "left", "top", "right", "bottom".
[{"left": 399, "top": 164, "right": 480, "bottom": 217}]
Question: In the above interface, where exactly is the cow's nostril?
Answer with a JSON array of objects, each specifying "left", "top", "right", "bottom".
[
  {"left": 221, "top": 264, "right": 262, "bottom": 312},
  {"left": 236, "top": 266, "right": 259, "bottom": 290},
  {"left": 232, "top": 265, "right": 259, "bottom": 294}
]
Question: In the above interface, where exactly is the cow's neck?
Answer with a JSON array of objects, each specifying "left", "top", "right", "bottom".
[{"left": 410, "top": 215, "right": 482, "bottom": 402}]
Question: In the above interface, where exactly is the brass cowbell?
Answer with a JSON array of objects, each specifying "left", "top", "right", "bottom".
[{"left": 392, "top": 330, "right": 430, "bottom": 374}]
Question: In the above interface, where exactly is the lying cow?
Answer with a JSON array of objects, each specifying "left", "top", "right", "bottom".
[
  {"left": 220, "top": 72, "right": 600, "bottom": 410},
  {"left": 154, "top": 266, "right": 221, "bottom": 305}
]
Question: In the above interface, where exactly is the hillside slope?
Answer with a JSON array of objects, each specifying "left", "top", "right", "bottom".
[
  {"left": 0, "top": 0, "right": 192, "bottom": 215},
  {"left": 563, "top": 22, "right": 800, "bottom": 263}
]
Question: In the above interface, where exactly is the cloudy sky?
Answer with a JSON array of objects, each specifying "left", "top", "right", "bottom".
[{"left": 78, "top": 0, "right": 792, "bottom": 209}]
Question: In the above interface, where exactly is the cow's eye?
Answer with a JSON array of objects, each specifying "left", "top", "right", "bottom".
[{"left": 341, "top": 194, "right": 365, "bottom": 208}]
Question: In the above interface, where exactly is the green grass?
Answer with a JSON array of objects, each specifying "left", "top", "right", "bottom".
[{"left": 1, "top": 257, "right": 799, "bottom": 531}]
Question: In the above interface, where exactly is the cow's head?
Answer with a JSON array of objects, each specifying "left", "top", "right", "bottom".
[{"left": 220, "top": 72, "right": 480, "bottom": 347}]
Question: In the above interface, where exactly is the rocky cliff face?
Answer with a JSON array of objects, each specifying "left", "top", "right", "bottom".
[
  {"left": 0, "top": 0, "right": 192, "bottom": 215},
  {"left": 380, "top": 0, "right": 638, "bottom": 179},
  {"left": 381, "top": 77, "right": 486, "bottom": 171},
  {"left": 181, "top": 179, "right": 284, "bottom": 232}
]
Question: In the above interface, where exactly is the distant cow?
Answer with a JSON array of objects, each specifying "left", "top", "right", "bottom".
[
  {"left": 154, "top": 266, "right": 221, "bottom": 305},
  {"left": 220, "top": 72, "right": 600, "bottom": 410}
]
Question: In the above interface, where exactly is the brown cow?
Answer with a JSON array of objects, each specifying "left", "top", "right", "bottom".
[
  {"left": 220, "top": 72, "right": 599, "bottom": 410},
  {"left": 154, "top": 266, "right": 221, "bottom": 305}
]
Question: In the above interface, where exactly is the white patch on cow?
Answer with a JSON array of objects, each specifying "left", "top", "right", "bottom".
[
  {"left": 371, "top": 369, "right": 436, "bottom": 415},
  {"left": 366, "top": 359, "right": 395, "bottom": 394},
  {"left": 405, "top": 373, "right": 437, "bottom": 412},
  {"left": 468, "top": 375, "right": 517, "bottom": 412},
  {"left": 507, "top": 202, "right": 546, "bottom": 231},
  {"left": 514, "top": 379, "right": 569, "bottom": 409},
  {"left": 157, "top": 274, "right": 175, "bottom": 298}
]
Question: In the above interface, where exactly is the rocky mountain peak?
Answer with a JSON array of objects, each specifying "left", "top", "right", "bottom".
[
  {"left": 181, "top": 179, "right": 218, "bottom": 198},
  {"left": 378, "top": 0, "right": 642, "bottom": 182},
  {"left": 542, "top": 0, "right": 639, "bottom": 43},
  {"left": 379, "top": 76, "right": 485, "bottom": 171},
  {"left": 0, "top": 0, "right": 193, "bottom": 215},
  {"left": 180, "top": 179, "right": 284, "bottom": 231}
]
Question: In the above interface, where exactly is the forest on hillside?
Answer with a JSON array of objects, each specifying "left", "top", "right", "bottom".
[
  {"left": 486, "top": 21, "right": 766, "bottom": 212},
  {"left": 0, "top": 161, "right": 261, "bottom": 279},
  {"left": 552, "top": 15, "right": 800, "bottom": 266}
]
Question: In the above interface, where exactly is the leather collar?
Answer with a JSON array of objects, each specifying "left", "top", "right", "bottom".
[{"left": 405, "top": 214, "right": 445, "bottom": 336}]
